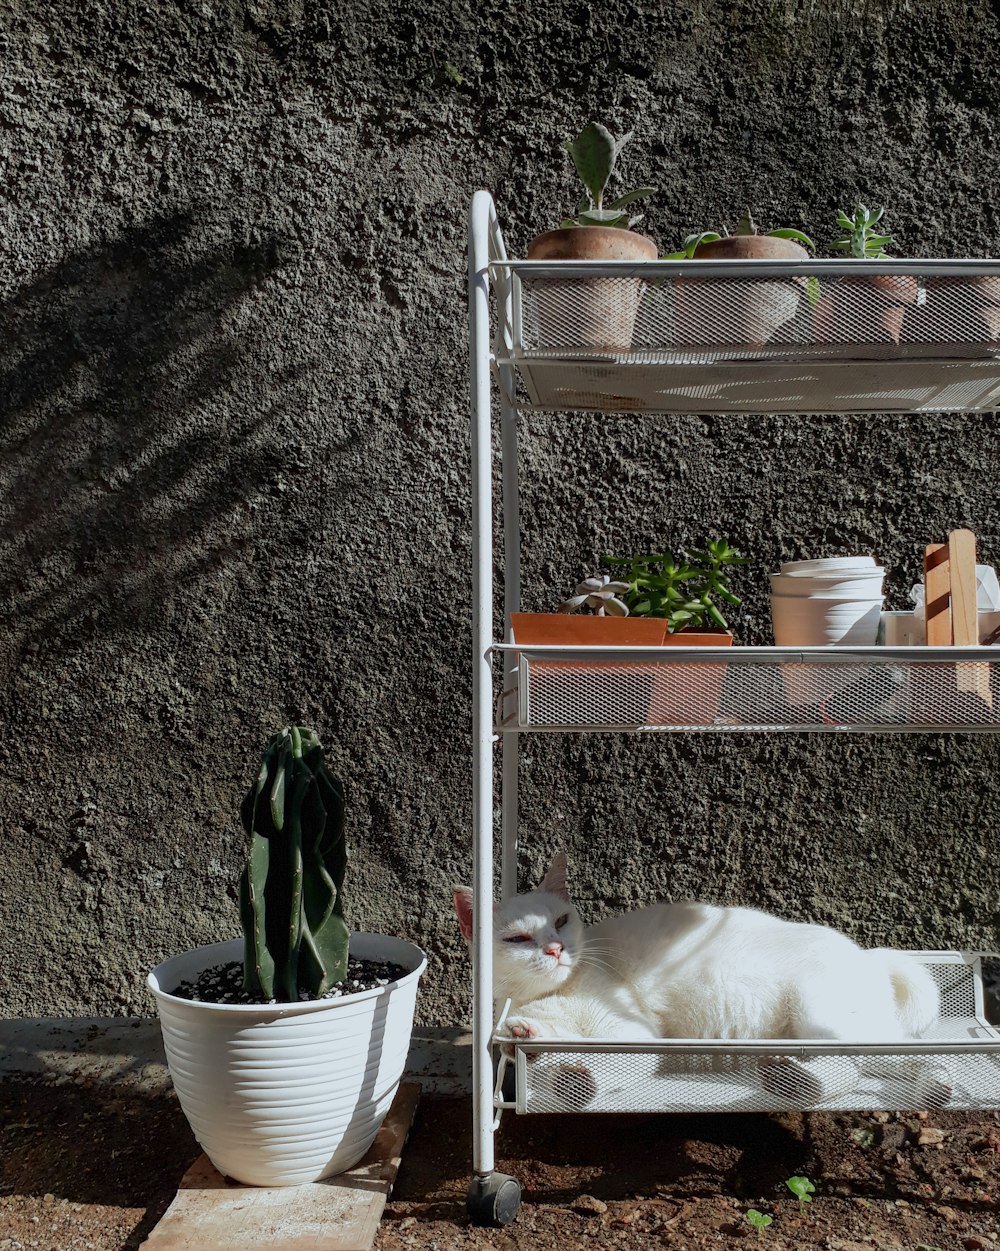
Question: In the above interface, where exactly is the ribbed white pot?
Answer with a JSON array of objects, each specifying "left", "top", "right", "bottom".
[{"left": 148, "top": 933, "right": 426, "bottom": 1186}]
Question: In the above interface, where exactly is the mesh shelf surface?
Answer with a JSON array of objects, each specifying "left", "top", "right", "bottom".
[
  {"left": 499, "top": 954, "right": 1000, "bottom": 1114},
  {"left": 494, "top": 261, "right": 1000, "bottom": 413},
  {"left": 501, "top": 646, "right": 1000, "bottom": 732}
]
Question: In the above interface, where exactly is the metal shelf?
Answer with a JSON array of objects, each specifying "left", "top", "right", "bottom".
[
  {"left": 497, "top": 643, "right": 1000, "bottom": 733},
  {"left": 497, "top": 953, "right": 1000, "bottom": 1115},
  {"left": 491, "top": 258, "right": 1000, "bottom": 413},
  {"left": 466, "top": 192, "right": 1000, "bottom": 1206}
]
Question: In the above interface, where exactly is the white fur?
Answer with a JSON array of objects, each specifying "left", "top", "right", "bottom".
[{"left": 456, "top": 852, "right": 940, "bottom": 1048}]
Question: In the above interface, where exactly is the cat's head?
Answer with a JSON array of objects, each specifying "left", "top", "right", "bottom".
[{"left": 453, "top": 852, "right": 585, "bottom": 1001}]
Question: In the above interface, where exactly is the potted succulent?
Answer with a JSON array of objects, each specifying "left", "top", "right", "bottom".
[
  {"left": 905, "top": 247, "right": 1000, "bottom": 353},
  {"left": 147, "top": 726, "right": 427, "bottom": 1187},
  {"left": 511, "top": 574, "right": 667, "bottom": 648},
  {"left": 524, "top": 121, "right": 657, "bottom": 352},
  {"left": 607, "top": 541, "right": 744, "bottom": 724},
  {"left": 816, "top": 203, "right": 920, "bottom": 348},
  {"left": 665, "top": 212, "right": 816, "bottom": 348},
  {"left": 511, "top": 542, "right": 744, "bottom": 726}
]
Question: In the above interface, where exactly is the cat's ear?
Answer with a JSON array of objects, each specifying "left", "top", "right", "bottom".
[
  {"left": 452, "top": 886, "right": 475, "bottom": 944},
  {"left": 540, "top": 851, "right": 570, "bottom": 900}
]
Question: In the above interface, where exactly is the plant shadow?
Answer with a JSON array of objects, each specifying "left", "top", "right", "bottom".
[{"left": 0, "top": 209, "right": 294, "bottom": 667}]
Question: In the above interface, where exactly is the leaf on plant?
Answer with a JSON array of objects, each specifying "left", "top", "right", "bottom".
[
  {"left": 565, "top": 121, "right": 617, "bottom": 207},
  {"left": 850, "top": 1126, "right": 877, "bottom": 1147},
  {"left": 785, "top": 1176, "right": 815, "bottom": 1202},
  {"left": 576, "top": 207, "right": 630, "bottom": 227},
  {"left": 767, "top": 228, "right": 815, "bottom": 248},
  {"left": 606, "top": 186, "right": 657, "bottom": 209}
]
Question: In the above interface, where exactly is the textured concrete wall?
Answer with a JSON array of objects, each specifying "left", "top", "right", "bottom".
[{"left": 2, "top": 0, "right": 999, "bottom": 1023}]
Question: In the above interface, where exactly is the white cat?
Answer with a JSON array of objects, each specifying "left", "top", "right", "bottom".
[{"left": 453, "top": 852, "right": 944, "bottom": 1105}]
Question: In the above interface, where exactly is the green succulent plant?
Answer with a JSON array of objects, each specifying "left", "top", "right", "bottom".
[
  {"left": 605, "top": 539, "right": 746, "bottom": 633},
  {"left": 664, "top": 210, "right": 814, "bottom": 259},
  {"left": 560, "top": 121, "right": 656, "bottom": 229},
  {"left": 239, "top": 726, "right": 348, "bottom": 1001},
  {"left": 830, "top": 203, "right": 894, "bottom": 258}
]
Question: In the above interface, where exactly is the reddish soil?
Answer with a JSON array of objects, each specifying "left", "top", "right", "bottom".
[{"left": 1, "top": 1079, "right": 998, "bottom": 1250}]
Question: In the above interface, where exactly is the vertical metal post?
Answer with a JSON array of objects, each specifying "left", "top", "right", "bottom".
[
  {"left": 468, "top": 190, "right": 496, "bottom": 1178},
  {"left": 499, "top": 366, "right": 520, "bottom": 901}
]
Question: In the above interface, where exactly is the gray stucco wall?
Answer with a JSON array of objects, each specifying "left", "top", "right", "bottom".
[{"left": 2, "top": 0, "right": 999, "bottom": 1024}]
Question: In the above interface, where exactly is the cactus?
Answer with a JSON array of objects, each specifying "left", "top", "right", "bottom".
[{"left": 238, "top": 726, "right": 348, "bottom": 1001}]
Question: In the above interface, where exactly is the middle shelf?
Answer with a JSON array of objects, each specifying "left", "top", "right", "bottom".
[{"left": 495, "top": 643, "right": 1000, "bottom": 733}]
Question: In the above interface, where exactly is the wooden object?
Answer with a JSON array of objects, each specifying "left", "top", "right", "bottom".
[
  {"left": 949, "top": 528, "right": 992, "bottom": 705},
  {"left": 923, "top": 530, "right": 992, "bottom": 711},
  {"left": 948, "top": 528, "right": 978, "bottom": 646},
  {"left": 140, "top": 1082, "right": 420, "bottom": 1251},
  {"left": 923, "top": 542, "right": 951, "bottom": 646}
]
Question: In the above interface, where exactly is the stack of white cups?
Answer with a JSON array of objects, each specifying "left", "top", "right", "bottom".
[{"left": 770, "top": 557, "right": 886, "bottom": 646}]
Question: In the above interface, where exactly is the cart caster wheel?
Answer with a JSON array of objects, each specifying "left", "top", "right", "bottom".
[{"left": 466, "top": 1172, "right": 521, "bottom": 1225}]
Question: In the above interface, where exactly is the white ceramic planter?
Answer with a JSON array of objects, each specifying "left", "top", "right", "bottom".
[
  {"left": 148, "top": 933, "right": 426, "bottom": 1186},
  {"left": 770, "top": 595, "right": 884, "bottom": 646}
]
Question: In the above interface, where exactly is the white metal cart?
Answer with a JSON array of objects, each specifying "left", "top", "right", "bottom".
[{"left": 466, "top": 188, "right": 1000, "bottom": 1225}]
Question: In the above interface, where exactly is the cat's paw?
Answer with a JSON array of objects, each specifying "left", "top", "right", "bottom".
[
  {"left": 759, "top": 1055, "right": 831, "bottom": 1105},
  {"left": 550, "top": 1063, "right": 598, "bottom": 1109},
  {"left": 499, "top": 1015, "right": 543, "bottom": 1059}
]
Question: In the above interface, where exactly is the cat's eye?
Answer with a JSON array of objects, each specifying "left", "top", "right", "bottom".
[
  {"left": 555, "top": 914, "right": 569, "bottom": 930},
  {"left": 503, "top": 933, "right": 531, "bottom": 943}
]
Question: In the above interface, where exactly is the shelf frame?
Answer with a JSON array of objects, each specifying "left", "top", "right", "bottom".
[{"left": 466, "top": 189, "right": 1000, "bottom": 1204}]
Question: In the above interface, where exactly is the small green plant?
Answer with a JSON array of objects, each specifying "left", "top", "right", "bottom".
[
  {"left": 785, "top": 1174, "right": 816, "bottom": 1215},
  {"left": 746, "top": 1208, "right": 773, "bottom": 1234},
  {"left": 850, "top": 1125, "right": 877, "bottom": 1148},
  {"left": 239, "top": 726, "right": 348, "bottom": 1001},
  {"left": 604, "top": 539, "right": 746, "bottom": 633},
  {"left": 559, "top": 121, "right": 656, "bottom": 229},
  {"left": 664, "top": 210, "right": 814, "bottom": 259},
  {"left": 558, "top": 574, "right": 631, "bottom": 617},
  {"left": 830, "top": 203, "right": 894, "bottom": 259}
]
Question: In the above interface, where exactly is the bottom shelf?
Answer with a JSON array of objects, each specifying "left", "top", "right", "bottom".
[{"left": 495, "top": 952, "right": 1000, "bottom": 1114}]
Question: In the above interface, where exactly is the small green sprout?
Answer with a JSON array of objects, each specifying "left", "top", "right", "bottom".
[
  {"left": 746, "top": 1208, "right": 773, "bottom": 1234},
  {"left": 850, "top": 1126, "right": 877, "bottom": 1148},
  {"left": 443, "top": 62, "right": 463, "bottom": 84},
  {"left": 785, "top": 1175, "right": 815, "bottom": 1215}
]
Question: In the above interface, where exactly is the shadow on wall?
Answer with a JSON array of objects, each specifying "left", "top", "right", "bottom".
[{"left": 0, "top": 210, "right": 290, "bottom": 661}]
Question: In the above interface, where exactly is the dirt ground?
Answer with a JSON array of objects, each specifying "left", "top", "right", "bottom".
[{"left": 1, "top": 1077, "right": 998, "bottom": 1251}]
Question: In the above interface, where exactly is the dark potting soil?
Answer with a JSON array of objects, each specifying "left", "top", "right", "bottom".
[{"left": 170, "top": 956, "right": 409, "bottom": 1005}]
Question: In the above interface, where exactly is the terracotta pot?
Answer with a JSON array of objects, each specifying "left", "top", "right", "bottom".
[
  {"left": 675, "top": 234, "right": 810, "bottom": 349},
  {"left": 815, "top": 272, "right": 921, "bottom": 350},
  {"left": 510, "top": 612, "right": 666, "bottom": 647},
  {"left": 524, "top": 227, "right": 657, "bottom": 353},
  {"left": 648, "top": 628, "right": 734, "bottom": 726},
  {"left": 901, "top": 275, "right": 1000, "bottom": 350},
  {"left": 511, "top": 612, "right": 665, "bottom": 728}
]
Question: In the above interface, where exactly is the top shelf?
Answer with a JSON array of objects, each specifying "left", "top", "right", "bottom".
[{"left": 489, "top": 256, "right": 1000, "bottom": 415}]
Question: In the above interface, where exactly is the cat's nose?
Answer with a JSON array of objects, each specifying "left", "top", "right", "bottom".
[{"left": 543, "top": 941, "right": 563, "bottom": 958}]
